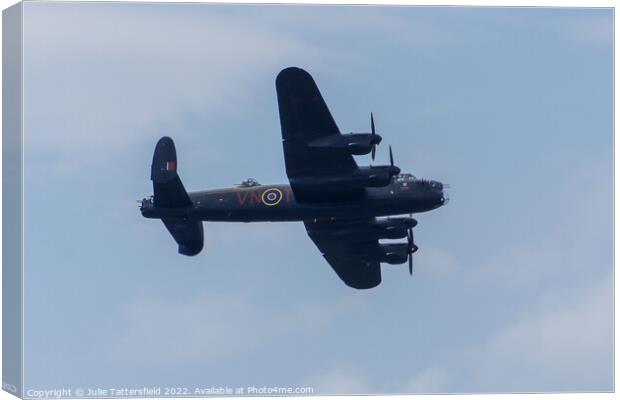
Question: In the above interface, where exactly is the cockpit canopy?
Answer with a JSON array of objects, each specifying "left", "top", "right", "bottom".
[
  {"left": 239, "top": 178, "right": 261, "bottom": 187},
  {"left": 395, "top": 173, "right": 417, "bottom": 182}
]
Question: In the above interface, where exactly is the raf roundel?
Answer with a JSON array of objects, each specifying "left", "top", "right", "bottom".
[{"left": 261, "top": 188, "right": 283, "bottom": 206}]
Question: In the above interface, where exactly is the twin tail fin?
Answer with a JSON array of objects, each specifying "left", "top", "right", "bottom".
[{"left": 150, "top": 136, "right": 204, "bottom": 256}]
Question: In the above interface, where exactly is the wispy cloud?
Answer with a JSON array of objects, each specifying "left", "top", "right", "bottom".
[
  {"left": 398, "top": 156, "right": 612, "bottom": 393},
  {"left": 23, "top": 3, "right": 342, "bottom": 172},
  {"left": 405, "top": 274, "right": 613, "bottom": 393},
  {"left": 301, "top": 364, "right": 368, "bottom": 394},
  {"left": 403, "top": 366, "right": 450, "bottom": 394},
  {"left": 100, "top": 290, "right": 364, "bottom": 368}
]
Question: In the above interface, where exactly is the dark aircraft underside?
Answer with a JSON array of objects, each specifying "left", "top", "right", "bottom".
[{"left": 141, "top": 67, "right": 447, "bottom": 289}]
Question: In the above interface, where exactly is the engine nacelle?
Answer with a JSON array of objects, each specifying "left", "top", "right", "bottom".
[
  {"left": 374, "top": 217, "right": 418, "bottom": 239},
  {"left": 308, "top": 133, "right": 382, "bottom": 156},
  {"left": 290, "top": 165, "right": 401, "bottom": 193},
  {"left": 357, "top": 165, "right": 401, "bottom": 188},
  {"left": 306, "top": 217, "right": 418, "bottom": 240},
  {"left": 376, "top": 243, "right": 409, "bottom": 265}
]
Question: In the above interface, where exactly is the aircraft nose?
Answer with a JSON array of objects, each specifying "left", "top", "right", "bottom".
[
  {"left": 440, "top": 192, "right": 449, "bottom": 205},
  {"left": 431, "top": 181, "right": 449, "bottom": 206},
  {"left": 439, "top": 187, "right": 449, "bottom": 206},
  {"left": 429, "top": 180, "right": 443, "bottom": 191}
]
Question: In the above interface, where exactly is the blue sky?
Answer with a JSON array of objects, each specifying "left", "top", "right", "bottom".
[{"left": 21, "top": 3, "right": 612, "bottom": 394}]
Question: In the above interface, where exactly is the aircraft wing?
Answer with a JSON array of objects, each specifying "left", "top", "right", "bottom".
[
  {"left": 276, "top": 67, "right": 361, "bottom": 202},
  {"left": 304, "top": 218, "right": 382, "bottom": 289}
]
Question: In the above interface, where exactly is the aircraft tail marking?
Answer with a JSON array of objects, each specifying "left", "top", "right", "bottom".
[
  {"left": 150, "top": 136, "right": 204, "bottom": 256},
  {"left": 151, "top": 136, "right": 192, "bottom": 208}
]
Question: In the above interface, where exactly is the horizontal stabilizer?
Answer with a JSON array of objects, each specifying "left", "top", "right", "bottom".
[{"left": 162, "top": 217, "right": 204, "bottom": 256}]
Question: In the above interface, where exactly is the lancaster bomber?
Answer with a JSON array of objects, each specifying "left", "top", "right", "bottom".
[{"left": 140, "top": 67, "right": 447, "bottom": 289}]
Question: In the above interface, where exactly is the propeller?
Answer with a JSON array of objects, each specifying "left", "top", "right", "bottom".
[
  {"left": 371, "top": 113, "right": 377, "bottom": 161},
  {"left": 407, "top": 228, "right": 418, "bottom": 275},
  {"left": 388, "top": 145, "right": 401, "bottom": 176}
]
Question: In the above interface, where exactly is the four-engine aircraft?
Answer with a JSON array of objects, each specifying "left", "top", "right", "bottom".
[{"left": 140, "top": 67, "right": 448, "bottom": 289}]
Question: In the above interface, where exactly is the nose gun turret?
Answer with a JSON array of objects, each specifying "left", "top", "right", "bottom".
[{"left": 139, "top": 196, "right": 154, "bottom": 211}]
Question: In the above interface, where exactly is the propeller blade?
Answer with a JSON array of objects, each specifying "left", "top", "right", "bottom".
[
  {"left": 389, "top": 145, "right": 394, "bottom": 167},
  {"left": 409, "top": 253, "right": 413, "bottom": 275},
  {"left": 407, "top": 227, "right": 414, "bottom": 275},
  {"left": 370, "top": 113, "right": 376, "bottom": 161},
  {"left": 371, "top": 112, "right": 375, "bottom": 135}
]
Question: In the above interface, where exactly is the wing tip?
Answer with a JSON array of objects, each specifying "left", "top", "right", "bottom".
[
  {"left": 276, "top": 66, "right": 312, "bottom": 85},
  {"left": 322, "top": 255, "right": 382, "bottom": 290},
  {"left": 346, "top": 279, "right": 382, "bottom": 290}
]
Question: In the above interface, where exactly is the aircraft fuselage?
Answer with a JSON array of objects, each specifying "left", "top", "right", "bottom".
[{"left": 141, "top": 176, "right": 446, "bottom": 222}]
